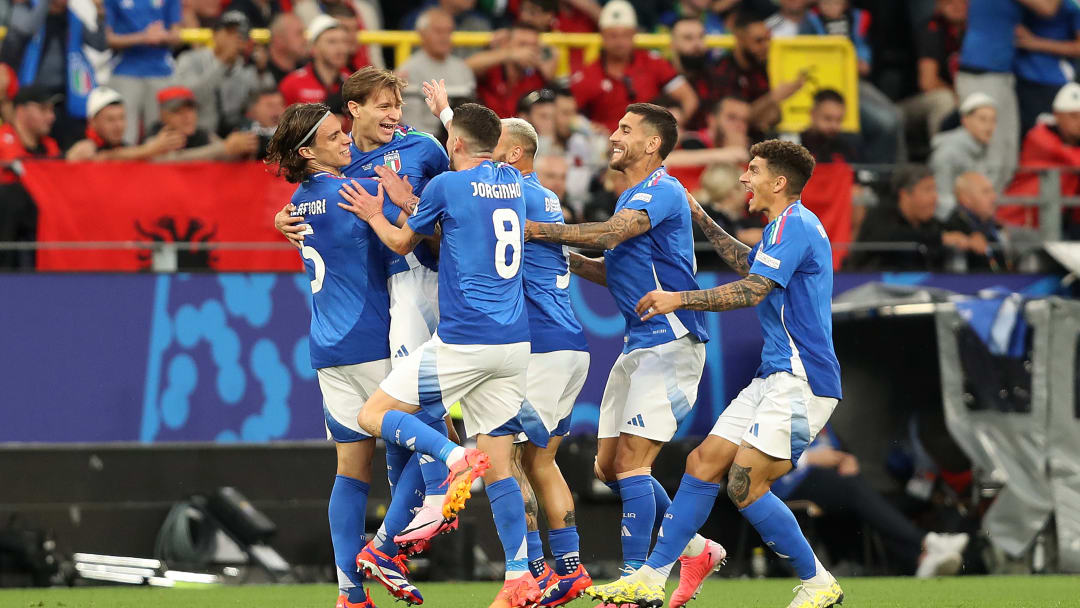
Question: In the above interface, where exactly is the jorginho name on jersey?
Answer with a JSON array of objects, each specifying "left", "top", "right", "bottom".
[
  {"left": 604, "top": 167, "right": 709, "bottom": 352},
  {"left": 407, "top": 160, "right": 530, "bottom": 345},
  {"left": 748, "top": 201, "right": 842, "bottom": 400},
  {"left": 344, "top": 124, "right": 450, "bottom": 276},
  {"left": 290, "top": 173, "right": 391, "bottom": 369},
  {"left": 522, "top": 173, "right": 588, "bottom": 354}
]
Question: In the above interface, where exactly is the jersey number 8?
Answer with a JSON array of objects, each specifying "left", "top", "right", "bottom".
[{"left": 492, "top": 208, "right": 521, "bottom": 279}]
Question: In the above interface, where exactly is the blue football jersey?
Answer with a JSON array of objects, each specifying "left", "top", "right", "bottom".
[
  {"left": 344, "top": 125, "right": 450, "bottom": 276},
  {"left": 604, "top": 167, "right": 709, "bottom": 352},
  {"left": 290, "top": 173, "right": 391, "bottom": 369},
  {"left": 521, "top": 173, "right": 588, "bottom": 353},
  {"left": 407, "top": 161, "right": 530, "bottom": 345},
  {"left": 748, "top": 201, "right": 842, "bottom": 400}
]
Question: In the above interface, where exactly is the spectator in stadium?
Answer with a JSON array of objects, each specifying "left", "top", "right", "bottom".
[
  {"left": 398, "top": 7, "right": 477, "bottom": 136},
  {"left": 715, "top": 11, "right": 805, "bottom": 136},
  {"left": 800, "top": 89, "right": 860, "bottom": 164},
  {"left": 263, "top": 13, "right": 308, "bottom": 85},
  {"left": 535, "top": 153, "right": 575, "bottom": 220},
  {"left": 900, "top": 0, "right": 965, "bottom": 144},
  {"left": 399, "top": 0, "right": 491, "bottom": 35},
  {"left": 665, "top": 97, "right": 750, "bottom": 168},
  {"left": 104, "top": 0, "right": 182, "bottom": 145},
  {"left": 953, "top": 0, "right": 1065, "bottom": 194},
  {"left": 66, "top": 87, "right": 185, "bottom": 161},
  {"left": 224, "top": 0, "right": 280, "bottom": 29},
  {"left": 1014, "top": 1, "right": 1080, "bottom": 137},
  {"left": 771, "top": 425, "right": 971, "bottom": 578},
  {"left": 551, "top": 87, "right": 606, "bottom": 218},
  {"left": 818, "top": 0, "right": 873, "bottom": 77},
  {"left": 848, "top": 165, "right": 981, "bottom": 271},
  {"left": 657, "top": 0, "right": 728, "bottom": 34},
  {"left": 943, "top": 172, "right": 1010, "bottom": 271},
  {"left": 467, "top": 22, "right": 553, "bottom": 118},
  {"left": 669, "top": 17, "right": 720, "bottom": 130},
  {"left": 693, "top": 163, "right": 763, "bottom": 246},
  {"left": 278, "top": 15, "right": 350, "bottom": 106},
  {"left": 517, "top": 88, "right": 557, "bottom": 154},
  {"left": 929, "top": 93, "right": 1000, "bottom": 219},
  {"left": 235, "top": 87, "right": 286, "bottom": 160},
  {"left": 569, "top": 1, "right": 698, "bottom": 131},
  {"left": 1002, "top": 82, "right": 1080, "bottom": 228},
  {"left": 0, "top": 86, "right": 61, "bottom": 269},
  {"left": 766, "top": 0, "right": 825, "bottom": 37},
  {"left": 513, "top": 0, "right": 558, "bottom": 31},
  {"left": 174, "top": 11, "right": 273, "bottom": 136},
  {"left": 1, "top": 0, "right": 108, "bottom": 148},
  {"left": 147, "top": 85, "right": 259, "bottom": 161}
]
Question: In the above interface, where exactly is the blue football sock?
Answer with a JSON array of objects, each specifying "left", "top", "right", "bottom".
[
  {"left": 527, "top": 530, "right": 546, "bottom": 577},
  {"left": 650, "top": 476, "right": 671, "bottom": 532},
  {"left": 419, "top": 418, "right": 450, "bottom": 497},
  {"left": 645, "top": 474, "right": 719, "bottom": 573},
  {"left": 381, "top": 409, "right": 457, "bottom": 462},
  {"left": 741, "top": 491, "right": 819, "bottom": 580},
  {"left": 385, "top": 443, "right": 411, "bottom": 495},
  {"left": 487, "top": 478, "right": 530, "bottom": 574},
  {"left": 548, "top": 526, "right": 580, "bottom": 575},
  {"left": 374, "top": 455, "right": 424, "bottom": 556},
  {"left": 617, "top": 475, "right": 655, "bottom": 572},
  {"left": 328, "top": 475, "right": 368, "bottom": 596}
]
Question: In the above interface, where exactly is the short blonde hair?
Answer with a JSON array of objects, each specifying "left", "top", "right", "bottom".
[{"left": 501, "top": 117, "right": 539, "bottom": 157}]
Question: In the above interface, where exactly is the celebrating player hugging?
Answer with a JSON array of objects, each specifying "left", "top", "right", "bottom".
[{"left": 272, "top": 68, "right": 843, "bottom": 608}]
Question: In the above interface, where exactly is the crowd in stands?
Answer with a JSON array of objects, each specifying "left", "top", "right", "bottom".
[{"left": 0, "top": 0, "right": 1078, "bottom": 271}]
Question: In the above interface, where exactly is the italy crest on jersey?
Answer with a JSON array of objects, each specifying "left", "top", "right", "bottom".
[{"left": 384, "top": 150, "right": 402, "bottom": 173}]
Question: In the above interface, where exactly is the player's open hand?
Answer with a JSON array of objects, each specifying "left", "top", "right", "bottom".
[
  {"left": 636, "top": 289, "right": 681, "bottom": 321},
  {"left": 422, "top": 79, "right": 450, "bottom": 118},
  {"left": 373, "top": 165, "right": 415, "bottom": 212},
  {"left": 338, "top": 180, "right": 385, "bottom": 222},
  {"left": 274, "top": 203, "right": 307, "bottom": 246}
]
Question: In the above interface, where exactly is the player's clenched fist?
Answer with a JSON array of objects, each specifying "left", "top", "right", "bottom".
[
  {"left": 636, "top": 289, "right": 681, "bottom": 321},
  {"left": 338, "top": 179, "right": 385, "bottom": 221}
]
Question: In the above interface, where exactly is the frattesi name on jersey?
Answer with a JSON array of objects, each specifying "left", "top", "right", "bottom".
[
  {"left": 292, "top": 199, "right": 327, "bottom": 216},
  {"left": 470, "top": 181, "right": 522, "bottom": 199}
]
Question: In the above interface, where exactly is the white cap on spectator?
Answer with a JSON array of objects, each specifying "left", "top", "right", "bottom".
[
  {"left": 306, "top": 14, "right": 342, "bottom": 44},
  {"left": 86, "top": 87, "right": 123, "bottom": 118},
  {"left": 598, "top": 0, "right": 637, "bottom": 30},
  {"left": 1053, "top": 82, "right": 1080, "bottom": 113},
  {"left": 959, "top": 92, "right": 996, "bottom": 115}
]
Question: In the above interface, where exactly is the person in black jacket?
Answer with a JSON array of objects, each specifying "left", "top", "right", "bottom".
[
  {"left": 941, "top": 171, "right": 1010, "bottom": 272},
  {"left": 848, "top": 164, "right": 979, "bottom": 271}
]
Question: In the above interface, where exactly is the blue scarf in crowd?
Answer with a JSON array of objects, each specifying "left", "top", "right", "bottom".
[{"left": 17, "top": 0, "right": 100, "bottom": 118}]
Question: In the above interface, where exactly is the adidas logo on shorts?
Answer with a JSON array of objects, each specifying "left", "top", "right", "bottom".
[{"left": 626, "top": 414, "right": 645, "bottom": 428}]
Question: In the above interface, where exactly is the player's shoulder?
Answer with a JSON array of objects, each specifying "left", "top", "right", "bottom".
[
  {"left": 633, "top": 168, "right": 686, "bottom": 202},
  {"left": 395, "top": 124, "right": 447, "bottom": 152}
]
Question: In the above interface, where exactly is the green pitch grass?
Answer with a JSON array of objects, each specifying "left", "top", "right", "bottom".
[{"left": 0, "top": 576, "right": 1076, "bottom": 607}]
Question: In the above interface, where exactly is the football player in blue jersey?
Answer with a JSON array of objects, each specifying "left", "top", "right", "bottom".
[
  {"left": 273, "top": 67, "right": 456, "bottom": 603},
  {"left": 418, "top": 80, "right": 593, "bottom": 607},
  {"left": 524, "top": 103, "right": 720, "bottom": 599},
  {"left": 264, "top": 103, "right": 390, "bottom": 608},
  {"left": 603, "top": 140, "right": 845, "bottom": 608},
  {"left": 336, "top": 103, "right": 542, "bottom": 608}
]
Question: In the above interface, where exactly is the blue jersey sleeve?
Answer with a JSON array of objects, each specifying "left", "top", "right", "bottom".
[
  {"left": 166, "top": 0, "right": 182, "bottom": 26},
  {"left": 104, "top": 0, "right": 120, "bottom": 30},
  {"left": 423, "top": 136, "right": 450, "bottom": 178},
  {"left": 382, "top": 200, "right": 406, "bottom": 226},
  {"left": 622, "top": 184, "right": 679, "bottom": 231},
  {"left": 407, "top": 174, "right": 446, "bottom": 236},
  {"left": 749, "top": 216, "right": 809, "bottom": 288}
]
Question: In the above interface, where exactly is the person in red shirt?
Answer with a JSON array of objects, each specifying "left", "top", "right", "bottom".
[
  {"left": 278, "top": 14, "right": 351, "bottom": 106},
  {"left": 1002, "top": 82, "right": 1080, "bottom": 229},
  {"left": 467, "top": 22, "right": 554, "bottom": 118},
  {"left": 0, "top": 85, "right": 61, "bottom": 269},
  {"left": 569, "top": 0, "right": 698, "bottom": 133}
]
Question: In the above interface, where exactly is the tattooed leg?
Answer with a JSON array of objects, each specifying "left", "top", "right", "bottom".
[{"left": 523, "top": 437, "right": 577, "bottom": 531}]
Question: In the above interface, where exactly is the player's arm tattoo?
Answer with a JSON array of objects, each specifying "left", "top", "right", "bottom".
[
  {"left": 529, "top": 209, "right": 651, "bottom": 250},
  {"left": 568, "top": 252, "right": 606, "bottom": 286},
  {"left": 694, "top": 211, "right": 751, "bottom": 276},
  {"left": 727, "top": 463, "right": 752, "bottom": 505},
  {"left": 678, "top": 275, "right": 776, "bottom": 312}
]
